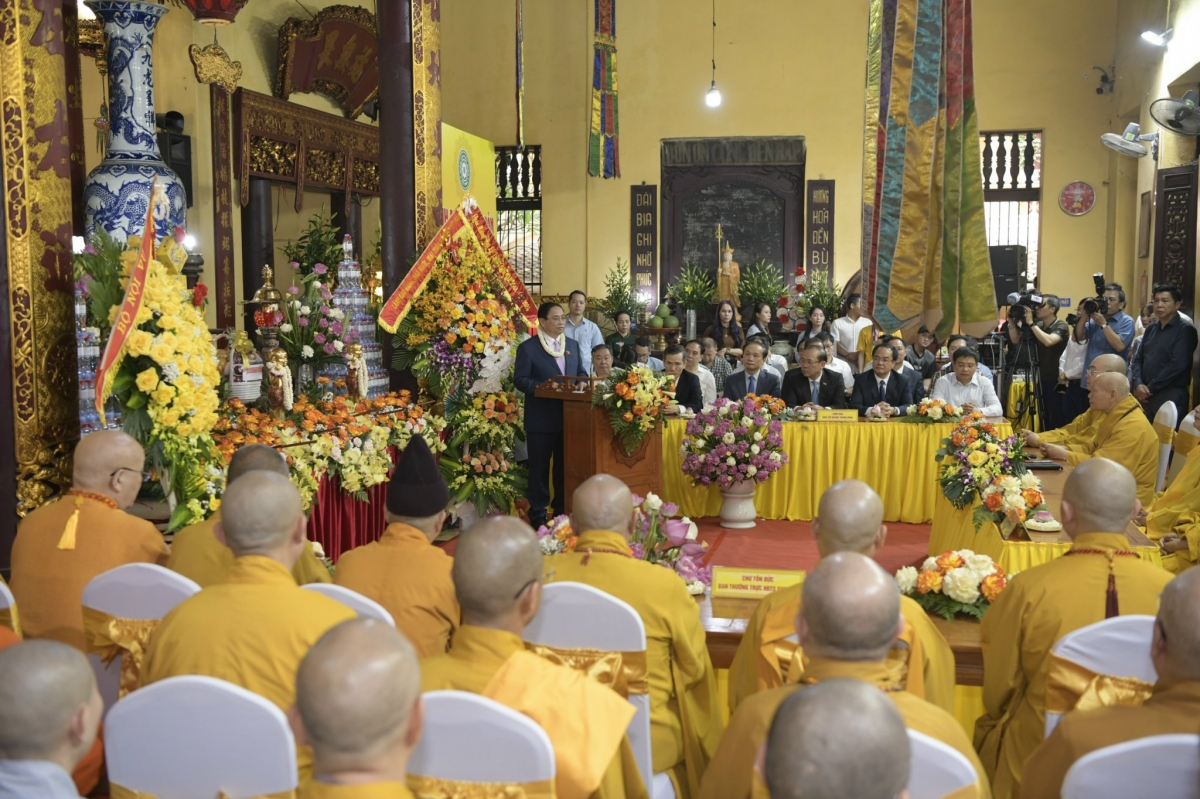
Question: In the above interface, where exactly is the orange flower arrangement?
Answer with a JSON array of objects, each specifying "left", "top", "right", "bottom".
[
  {"left": 916, "top": 569, "right": 944, "bottom": 594},
  {"left": 897, "top": 549, "right": 1010, "bottom": 620},
  {"left": 981, "top": 572, "right": 1008, "bottom": 603}
]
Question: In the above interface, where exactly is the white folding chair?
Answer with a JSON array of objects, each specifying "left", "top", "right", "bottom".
[
  {"left": 411, "top": 690, "right": 556, "bottom": 784},
  {"left": 1176, "top": 410, "right": 1200, "bottom": 457},
  {"left": 300, "top": 583, "right": 396, "bottom": 626},
  {"left": 1062, "top": 734, "right": 1200, "bottom": 799},
  {"left": 906, "top": 729, "right": 977, "bottom": 799},
  {"left": 81, "top": 563, "right": 200, "bottom": 715},
  {"left": 1155, "top": 401, "right": 1179, "bottom": 491},
  {"left": 523, "top": 581, "right": 672, "bottom": 799},
  {"left": 0, "top": 578, "right": 17, "bottom": 633},
  {"left": 105, "top": 675, "right": 297, "bottom": 799},
  {"left": 1044, "top": 615, "right": 1157, "bottom": 737}
]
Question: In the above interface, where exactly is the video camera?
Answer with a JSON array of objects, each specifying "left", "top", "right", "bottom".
[
  {"left": 1005, "top": 290, "right": 1044, "bottom": 324},
  {"left": 1072, "top": 273, "right": 1110, "bottom": 323}
]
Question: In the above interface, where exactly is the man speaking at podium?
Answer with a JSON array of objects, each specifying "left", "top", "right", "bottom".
[{"left": 515, "top": 301, "right": 588, "bottom": 529}]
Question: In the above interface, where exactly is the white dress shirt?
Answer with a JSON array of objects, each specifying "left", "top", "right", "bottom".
[
  {"left": 824, "top": 356, "right": 854, "bottom": 389},
  {"left": 830, "top": 316, "right": 873, "bottom": 357},
  {"left": 931, "top": 371, "right": 1003, "bottom": 416},
  {"left": 693, "top": 366, "right": 717, "bottom": 407},
  {"left": 564, "top": 316, "right": 605, "bottom": 374}
]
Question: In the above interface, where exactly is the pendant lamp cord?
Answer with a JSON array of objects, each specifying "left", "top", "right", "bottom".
[{"left": 711, "top": 0, "right": 717, "bottom": 82}]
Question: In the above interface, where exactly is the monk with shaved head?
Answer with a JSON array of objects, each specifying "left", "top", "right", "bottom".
[
  {"left": 293, "top": 619, "right": 423, "bottom": 799},
  {"left": 547, "top": 474, "right": 723, "bottom": 796},
  {"left": 700, "top": 553, "right": 987, "bottom": 799},
  {"left": 727, "top": 480, "right": 955, "bottom": 716},
  {"left": 168, "top": 444, "right": 331, "bottom": 588},
  {"left": 421, "top": 516, "right": 646, "bottom": 799},
  {"left": 975, "top": 458, "right": 1172, "bottom": 799},
  {"left": 1024, "top": 352, "right": 1128, "bottom": 449},
  {"left": 10, "top": 430, "right": 168, "bottom": 650},
  {"left": 0, "top": 640, "right": 102, "bottom": 799},
  {"left": 141, "top": 471, "right": 356, "bottom": 786}
]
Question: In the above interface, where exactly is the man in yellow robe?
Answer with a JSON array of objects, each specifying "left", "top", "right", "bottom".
[
  {"left": 335, "top": 436, "right": 459, "bottom": 657},
  {"left": 167, "top": 444, "right": 330, "bottom": 587},
  {"left": 293, "top": 619, "right": 422, "bottom": 799},
  {"left": 10, "top": 430, "right": 168, "bottom": 650},
  {"left": 1023, "top": 353, "right": 1126, "bottom": 449},
  {"left": 973, "top": 458, "right": 1173, "bottom": 799},
  {"left": 1020, "top": 566, "right": 1200, "bottom": 798},
  {"left": 727, "top": 479, "right": 954, "bottom": 715},
  {"left": 1133, "top": 407, "right": 1200, "bottom": 572},
  {"left": 1041, "top": 373, "right": 1159, "bottom": 508},
  {"left": 699, "top": 552, "right": 989, "bottom": 799},
  {"left": 141, "top": 471, "right": 356, "bottom": 785},
  {"left": 547, "top": 475, "right": 723, "bottom": 798},
  {"left": 421, "top": 516, "right": 646, "bottom": 799}
]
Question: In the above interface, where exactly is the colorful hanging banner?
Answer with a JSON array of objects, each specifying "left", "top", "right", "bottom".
[{"left": 588, "top": 0, "right": 619, "bottom": 179}]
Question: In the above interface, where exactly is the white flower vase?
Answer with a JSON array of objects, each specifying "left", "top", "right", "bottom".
[{"left": 720, "top": 479, "right": 758, "bottom": 529}]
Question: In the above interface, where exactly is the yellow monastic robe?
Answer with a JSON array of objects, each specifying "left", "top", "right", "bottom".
[
  {"left": 166, "top": 509, "right": 331, "bottom": 588},
  {"left": 1062, "top": 394, "right": 1159, "bottom": 508},
  {"left": 973, "top": 532, "right": 1172, "bottom": 799},
  {"left": 421, "top": 625, "right": 648, "bottom": 799},
  {"left": 1019, "top": 678, "right": 1200, "bottom": 799},
  {"left": 300, "top": 780, "right": 415, "bottom": 799},
  {"left": 1038, "top": 407, "right": 1104, "bottom": 448},
  {"left": 1144, "top": 451, "right": 1200, "bottom": 573},
  {"left": 0, "top": 573, "right": 19, "bottom": 636},
  {"left": 10, "top": 492, "right": 169, "bottom": 650},
  {"left": 725, "top": 583, "right": 955, "bottom": 715},
  {"left": 141, "top": 555, "right": 356, "bottom": 784},
  {"left": 698, "top": 658, "right": 989, "bottom": 799},
  {"left": 546, "top": 530, "right": 724, "bottom": 798},
  {"left": 334, "top": 522, "right": 459, "bottom": 657}
]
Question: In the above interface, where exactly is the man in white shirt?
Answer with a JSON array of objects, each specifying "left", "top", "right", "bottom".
[
  {"left": 829, "top": 293, "right": 873, "bottom": 372},
  {"left": 931, "top": 346, "right": 1003, "bottom": 416},
  {"left": 564, "top": 290, "right": 605, "bottom": 375},
  {"left": 816, "top": 332, "right": 854, "bottom": 393},
  {"left": 685, "top": 339, "right": 717, "bottom": 407}
]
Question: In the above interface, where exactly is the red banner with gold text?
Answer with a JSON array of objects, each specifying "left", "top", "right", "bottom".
[
  {"left": 377, "top": 211, "right": 466, "bottom": 334},
  {"left": 462, "top": 205, "right": 539, "bottom": 330}
]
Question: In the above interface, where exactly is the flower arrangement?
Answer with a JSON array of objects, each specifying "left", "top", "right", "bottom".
[
  {"left": 977, "top": 474, "right": 1049, "bottom": 533},
  {"left": 666, "top": 262, "right": 716, "bottom": 312},
  {"left": 592, "top": 365, "right": 676, "bottom": 456},
  {"left": 900, "top": 397, "right": 963, "bottom": 425},
  {"left": 896, "top": 550, "right": 1009, "bottom": 620},
  {"left": 680, "top": 395, "right": 789, "bottom": 489},
  {"left": 75, "top": 230, "right": 225, "bottom": 530},
  {"left": 937, "top": 413, "right": 1036, "bottom": 529},
  {"left": 442, "top": 447, "right": 527, "bottom": 515},
  {"left": 536, "top": 514, "right": 577, "bottom": 555},
  {"left": 593, "top": 260, "right": 647, "bottom": 325},
  {"left": 739, "top": 260, "right": 788, "bottom": 311},
  {"left": 279, "top": 262, "right": 350, "bottom": 372},
  {"left": 280, "top": 206, "right": 344, "bottom": 280}
]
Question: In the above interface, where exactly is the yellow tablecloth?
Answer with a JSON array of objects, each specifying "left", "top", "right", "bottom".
[
  {"left": 1005, "top": 375, "right": 1041, "bottom": 432},
  {"left": 928, "top": 493, "right": 1164, "bottom": 573},
  {"left": 662, "top": 418, "right": 1012, "bottom": 524}
]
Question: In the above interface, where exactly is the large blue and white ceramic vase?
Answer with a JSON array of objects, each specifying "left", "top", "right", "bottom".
[{"left": 83, "top": 1, "right": 186, "bottom": 243}]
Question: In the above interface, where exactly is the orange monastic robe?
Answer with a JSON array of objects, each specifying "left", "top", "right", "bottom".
[
  {"left": 10, "top": 491, "right": 168, "bottom": 650},
  {"left": 167, "top": 509, "right": 331, "bottom": 587},
  {"left": 335, "top": 522, "right": 459, "bottom": 657},
  {"left": 1062, "top": 395, "right": 1159, "bottom": 508}
]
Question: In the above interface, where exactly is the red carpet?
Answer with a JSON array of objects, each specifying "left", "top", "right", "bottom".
[{"left": 696, "top": 517, "right": 931, "bottom": 575}]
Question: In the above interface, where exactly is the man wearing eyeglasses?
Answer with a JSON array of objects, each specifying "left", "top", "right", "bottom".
[
  {"left": 1021, "top": 353, "right": 1128, "bottom": 450},
  {"left": 781, "top": 344, "right": 848, "bottom": 410},
  {"left": 9, "top": 430, "right": 169, "bottom": 651}
]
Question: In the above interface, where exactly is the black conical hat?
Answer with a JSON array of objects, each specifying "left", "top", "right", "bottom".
[{"left": 386, "top": 435, "right": 449, "bottom": 517}]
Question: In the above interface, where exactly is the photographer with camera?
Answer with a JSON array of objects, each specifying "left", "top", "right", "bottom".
[
  {"left": 1006, "top": 293, "right": 1070, "bottom": 429},
  {"left": 1130, "top": 283, "right": 1198, "bottom": 422},
  {"left": 1072, "top": 276, "right": 1135, "bottom": 394}
]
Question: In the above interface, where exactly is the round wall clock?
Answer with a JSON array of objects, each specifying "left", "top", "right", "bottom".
[{"left": 1059, "top": 181, "right": 1096, "bottom": 216}]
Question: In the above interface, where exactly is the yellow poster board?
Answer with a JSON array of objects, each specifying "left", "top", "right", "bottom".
[
  {"left": 441, "top": 123, "right": 497, "bottom": 233},
  {"left": 711, "top": 566, "right": 805, "bottom": 599}
]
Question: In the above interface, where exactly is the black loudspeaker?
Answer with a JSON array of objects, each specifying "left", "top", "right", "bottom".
[
  {"left": 157, "top": 132, "right": 193, "bottom": 208},
  {"left": 989, "top": 244, "right": 1026, "bottom": 306}
]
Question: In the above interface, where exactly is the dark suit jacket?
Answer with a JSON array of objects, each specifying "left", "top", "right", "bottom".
[
  {"left": 781, "top": 368, "right": 848, "bottom": 409},
  {"left": 723, "top": 369, "right": 782, "bottom": 401},
  {"left": 514, "top": 335, "right": 587, "bottom": 433},
  {"left": 672, "top": 368, "right": 703, "bottom": 413},
  {"left": 850, "top": 370, "right": 915, "bottom": 416}
]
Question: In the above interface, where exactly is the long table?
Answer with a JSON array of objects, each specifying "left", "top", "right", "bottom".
[{"left": 662, "top": 417, "right": 1012, "bottom": 524}]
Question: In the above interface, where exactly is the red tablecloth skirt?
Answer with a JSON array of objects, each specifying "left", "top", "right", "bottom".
[{"left": 306, "top": 453, "right": 394, "bottom": 562}]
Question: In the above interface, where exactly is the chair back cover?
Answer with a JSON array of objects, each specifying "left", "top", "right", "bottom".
[
  {"left": 105, "top": 675, "right": 297, "bottom": 799},
  {"left": 0, "top": 577, "right": 18, "bottom": 635},
  {"left": 1154, "top": 401, "right": 1179, "bottom": 491},
  {"left": 1062, "top": 734, "right": 1200, "bottom": 799},
  {"left": 300, "top": 583, "right": 396, "bottom": 626},
  {"left": 906, "top": 729, "right": 978, "bottom": 799},
  {"left": 1176, "top": 410, "right": 1200, "bottom": 457},
  {"left": 410, "top": 690, "right": 556, "bottom": 784}
]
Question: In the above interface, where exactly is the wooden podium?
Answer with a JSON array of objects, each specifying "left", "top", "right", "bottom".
[{"left": 534, "top": 377, "right": 663, "bottom": 512}]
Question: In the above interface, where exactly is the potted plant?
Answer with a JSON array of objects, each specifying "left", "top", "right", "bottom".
[
  {"left": 281, "top": 207, "right": 344, "bottom": 280},
  {"left": 666, "top": 262, "right": 716, "bottom": 340},
  {"left": 594, "top": 260, "right": 647, "bottom": 328},
  {"left": 738, "top": 260, "right": 788, "bottom": 329}
]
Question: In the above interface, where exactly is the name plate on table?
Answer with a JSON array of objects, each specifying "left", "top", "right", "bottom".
[
  {"left": 817, "top": 409, "right": 858, "bottom": 423},
  {"left": 711, "top": 566, "right": 805, "bottom": 598}
]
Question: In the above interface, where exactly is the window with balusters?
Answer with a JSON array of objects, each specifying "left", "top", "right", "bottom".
[
  {"left": 980, "top": 130, "right": 1042, "bottom": 287},
  {"left": 495, "top": 145, "right": 542, "bottom": 294}
]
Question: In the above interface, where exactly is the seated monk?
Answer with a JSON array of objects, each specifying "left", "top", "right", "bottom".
[
  {"left": 421, "top": 516, "right": 647, "bottom": 799},
  {"left": 547, "top": 475, "right": 723, "bottom": 797},
  {"left": 699, "top": 552, "right": 987, "bottom": 799},
  {"left": 1021, "top": 567, "right": 1200, "bottom": 797},
  {"left": 1041, "top": 373, "right": 1159, "bottom": 508},
  {"left": 974, "top": 459, "right": 1173, "bottom": 799},
  {"left": 292, "top": 619, "right": 423, "bottom": 799},
  {"left": 1023, "top": 354, "right": 1127, "bottom": 449},
  {"left": 727, "top": 479, "right": 954, "bottom": 716},
  {"left": 10, "top": 430, "right": 168, "bottom": 650},
  {"left": 0, "top": 640, "right": 103, "bottom": 799},
  {"left": 167, "top": 444, "right": 331, "bottom": 587},
  {"left": 764, "top": 679, "right": 911, "bottom": 799},
  {"left": 141, "top": 471, "right": 356, "bottom": 785},
  {"left": 335, "top": 436, "right": 459, "bottom": 657},
  {"left": 1135, "top": 407, "right": 1200, "bottom": 573}
]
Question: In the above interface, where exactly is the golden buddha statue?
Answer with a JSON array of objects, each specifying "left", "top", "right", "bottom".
[{"left": 717, "top": 242, "right": 741, "bottom": 307}]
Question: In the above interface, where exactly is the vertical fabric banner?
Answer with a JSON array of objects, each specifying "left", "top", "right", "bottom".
[
  {"left": 860, "top": 0, "right": 995, "bottom": 339},
  {"left": 441, "top": 123, "right": 498, "bottom": 232},
  {"left": 588, "top": 0, "right": 620, "bottom": 178}
]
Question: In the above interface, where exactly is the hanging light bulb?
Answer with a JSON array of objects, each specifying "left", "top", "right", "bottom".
[
  {"left": 706, "top": 81, "right": 722, "bottom": 108},
  {"left": 705, "top": 0, "right": 721, "bottom": 108}
]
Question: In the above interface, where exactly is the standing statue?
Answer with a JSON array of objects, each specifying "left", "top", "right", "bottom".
[
  {"left": 717, "top": 242, "right": 741, "bottom": 307},
  {"left": 265, "top": 347, "right": 294, "bottom": 418},
  {"left": 345, "top": 341, "right": 368, "bottom": 400}
]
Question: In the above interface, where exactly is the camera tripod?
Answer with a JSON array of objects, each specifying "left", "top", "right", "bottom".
[{"left": 1005, "top": 316, "right": 1045, "bottom": 431}]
